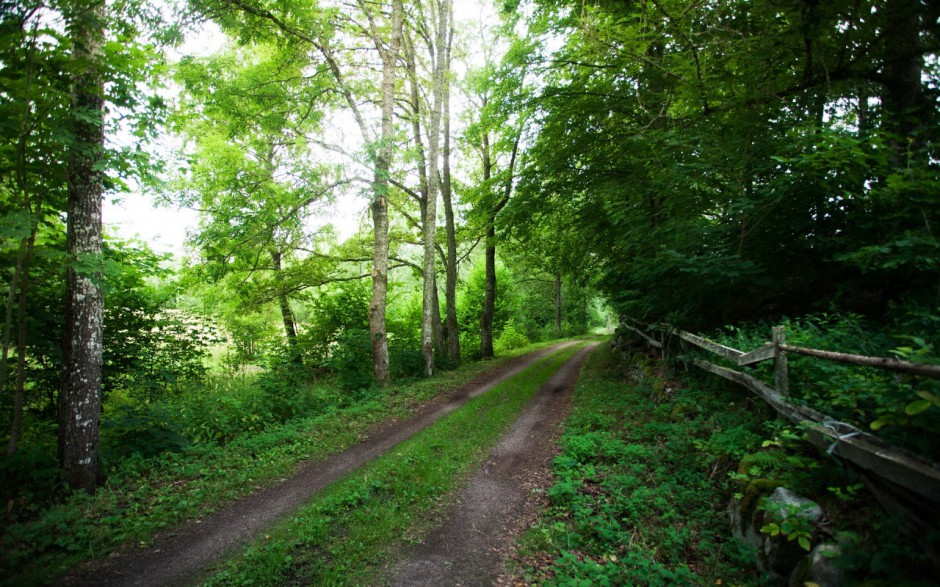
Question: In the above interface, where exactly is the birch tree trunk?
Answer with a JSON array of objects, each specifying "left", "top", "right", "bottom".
[
  {"left": 370, "top": 0, "right": 403, "bottom": 383},
  {"left": 404, "top": 33, "right": 445, "bottom": 358},
  {"left": 59, "top": 0, "right": 106, "bottom": 494},
  {"left": 421, "top": 0, "right": 450, "bottom": 376},
  {"left": 441, "top": 4, "right": 459, "bottom": 364}
]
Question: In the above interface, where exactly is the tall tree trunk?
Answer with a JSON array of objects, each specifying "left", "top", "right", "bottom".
[
  {"left": 59, "top": 1, "right": 106, "bottom": 494},
  {"left": 8, "top": 228, "right": 38, "bottom": 456},
  {"left": 881, "top": 0, "right": 926, "bottom": 164},
  {"left": 404, "top": 33, "right": 446, "bottom": 359},
  {"left": 6, "top": 26, "right": 39, "bottom": 456},
  {"left": 441, "top": 6, "right": 459, "bottom": 365},
  {"left": 554, "top": 274, "right": 563, "bottom": 337},
  {"left": 421, "top": 0, "right": 450, "bottom": 377},
  {"left": 481, "top": 131, "right": 520, "bottom": 358},
  {"left": 2, "top": 243, "right": 25, "bottom": 452},
  {"left": 270, "top": 250, "right": 301, "bottom": 364},
  {"left": 481, "top": 217, "right": 496, "bottom": 358},
  {"left": 370, "top": 0, "right": 403, "bottom": 384},
  {"left": 480, "top": 130, "right": 495, "bottom": 359}
]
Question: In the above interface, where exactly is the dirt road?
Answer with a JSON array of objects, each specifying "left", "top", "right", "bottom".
[
  {"left": 63, "top": 343, "right": 577, "bottom": 587},
  {"left": 388, "top": 343, "right": 597, "bottom": 586}
]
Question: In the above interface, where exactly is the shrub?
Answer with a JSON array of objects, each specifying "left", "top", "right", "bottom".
[
  {"left": 327, "top": 328, "right": 374, "bottom": 391},
  {"left": 101, "top": 403, "right": 188, "bottom": 459},
  {"left": 176, "top": 377, "right": 274, "bottom": 444},
  {"left": 494, "top": 319, "right": 530, "bottom": 354}
]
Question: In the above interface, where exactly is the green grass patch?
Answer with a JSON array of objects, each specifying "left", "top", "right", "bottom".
[
  {"left": 0, "top": 340, "right": 568, "bottom": 587},
  {"left": 200, "top": 343, "right": 588, "bottom": 586},
  {"left": 513, "top": 344, "right": 761, "bottom": 586}
]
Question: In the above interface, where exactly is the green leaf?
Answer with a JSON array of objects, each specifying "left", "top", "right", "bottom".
[
  {"left": 760, "top": 523, "right": 780, "bottom": 536},
  {"left": 904, "top": 400, "right": 932, "bottom": 416},
  {"left": 798, "top": 536, "right": 812, "bottom": 551},
  {"left": 916, "top": 391, "right": 939, "bottom": 404}
]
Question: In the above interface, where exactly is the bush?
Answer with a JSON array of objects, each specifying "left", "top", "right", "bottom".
[
  {"left": 176, "top": 377, "right": 274, "bottom": 444},
  {"left": 101, "top": 403, "right": 188, "bottom": 459},
  {"left": 0, "top": 445, "right": 61, "bottom": 524},
  {"left": 327, "top": 328, "right": 374, "bottom": 391},
  {"left": 494, "top": 319, "right": 530, "bottom": 354}
]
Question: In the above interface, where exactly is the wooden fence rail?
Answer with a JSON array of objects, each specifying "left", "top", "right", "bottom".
[{"left": 619, "top": 319, "right": 940, "bottom": 505}]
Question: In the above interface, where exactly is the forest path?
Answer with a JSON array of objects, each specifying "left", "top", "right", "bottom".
[
  {"left": 62, "top": 342, "right": 576, "bottom": 587},
  {"left": 387, "top": 343, "right": 598, "bottom": 587}
]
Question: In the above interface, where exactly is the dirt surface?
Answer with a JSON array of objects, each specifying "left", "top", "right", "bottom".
[
  {"left": 61, "top": 343, "right": 576, "bottom": 587},
  {"left": 387, "top": 343, "right": 598, "bottom": 587}
]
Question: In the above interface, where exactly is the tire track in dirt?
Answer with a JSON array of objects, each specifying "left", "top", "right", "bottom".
[
  {"left": 62, "top": 342, "right": 577, "bottom": 587},
  {"left": 388, "top": 342, "right": 599, "bottom": 587}
]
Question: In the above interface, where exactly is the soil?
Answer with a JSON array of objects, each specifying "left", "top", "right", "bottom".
[
  {"left": 387, "top": 343, "right": 598, "bottom": 587},
  {"left": 60, "top": 342, "right": 576, "bottom": 587}
]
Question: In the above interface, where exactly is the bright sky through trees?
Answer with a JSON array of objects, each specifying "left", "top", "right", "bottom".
[{"left": 104, "top": 0, "right": 498, "bottom": 256}]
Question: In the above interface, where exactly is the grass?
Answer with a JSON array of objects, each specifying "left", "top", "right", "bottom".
[
  {"left": 200, "top": 342, "right": 588, "bottom": 585},
  {"left": 0, "top": 339, "right": 570, "bottom": 587},
  {"left": 512, "top": 344, "right": 762, "bottom": 587}
]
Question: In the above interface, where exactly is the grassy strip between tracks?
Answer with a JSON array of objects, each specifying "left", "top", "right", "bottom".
[{"left": 201, "top": 342, "right": 588, "bottom": 586}]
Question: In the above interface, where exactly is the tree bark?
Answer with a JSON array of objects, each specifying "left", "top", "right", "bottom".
[
  {"left": 481, "top": 131, "right": 520, "bottom": 358},
  {"left": 270, "top": 250, "right": 301, "bottom": 364},
  {"left": 59, "top": 0, "right": 106, "bottom": 494},
  {"left": 404, "top": 32, "right": 446, "bottom": 359},
  {"left": 441, "top": 5, "right": 459, "bottom": 365},
  {"left": 8, "top": 229, "right": 38, "bottom": 456},
  {"left": 881, "top": 0, "right": 926, "bottom": 161},
  {"left": 481, "top": 217, "right": 496, "bottom": 358},
  {"left": 554, "top": 273, "right": 563, "bottom": 337},
  {"left": 421, "top": 0, "right": 450, "bottom": 377},
  {"left": 480, "top": 130, "right": 495, "bottom": 359},
  {"left": 0, "top": 239, "right": 26, "bottom": 446},
  {"left": 369, "top": 0, "right": 403, "bottom": 384}
]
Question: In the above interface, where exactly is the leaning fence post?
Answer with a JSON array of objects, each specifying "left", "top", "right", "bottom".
[{"left": 773, "top": 325, "right": 789, "bottom": 397}]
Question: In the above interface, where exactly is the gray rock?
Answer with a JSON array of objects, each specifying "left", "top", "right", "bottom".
[
  {"left": 788, "top": 544, "right": 844, "bottom": 587},
  {"left": 765, "top": 487, "right": 823, "bottom": 524}
]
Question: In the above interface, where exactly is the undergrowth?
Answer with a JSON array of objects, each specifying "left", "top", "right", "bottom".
[
  {"left": 200, "top": 343, "right": 588, "bottom": 585},
  {"left": 514, "top": 344, "right": 762, "bottom": 586},
  {"left": 518, "top": 339, "right": 938, "bottom": 586},
  {"left": 0, "top": 339, "right": 565, "bottom": 587},
  {"left": 711, "top": 312, "right": 940, "bottom": 459}
]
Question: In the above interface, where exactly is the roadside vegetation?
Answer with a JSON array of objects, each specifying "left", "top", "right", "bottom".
[
  {"left": 0, "top": 340, "right": 573, "bottom": 587},
  {"left": 515, "top": 341, "right": 937, "bottom": 586},
  {"left": 711, "top": 313, "right": 940, "bottom": 460},
  {"left": 514, "top": 345, "right": 761, "bottom": 586}
]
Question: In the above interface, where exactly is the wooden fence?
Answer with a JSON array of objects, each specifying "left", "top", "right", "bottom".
[{"left": 619, "top": 319, "right": 940, "bottom": 538}]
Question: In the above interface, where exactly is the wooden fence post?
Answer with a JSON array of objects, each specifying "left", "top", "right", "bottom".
[{"left": 773, "top": 325, "right": 789, "bottom": 397}]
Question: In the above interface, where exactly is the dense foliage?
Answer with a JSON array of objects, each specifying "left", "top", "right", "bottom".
[{"left": 510, "top": 0, "right": 939, "bottom": 330}]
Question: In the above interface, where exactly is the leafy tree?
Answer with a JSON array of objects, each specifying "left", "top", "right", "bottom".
[
  {"left": 195, "top": 0, "right": 406, "bottom": 383},
  {"left": 0, "top": 0, "right": 171, "bottom": 490},
  {"left": 460, "top": 17, "right": 533, "bottom": 358},
  {"left": 172, "top": 42, "right": 340, "bottom": 365},
  {"left": 510, "top": 0, "right": 939, "bottom": 329}
]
